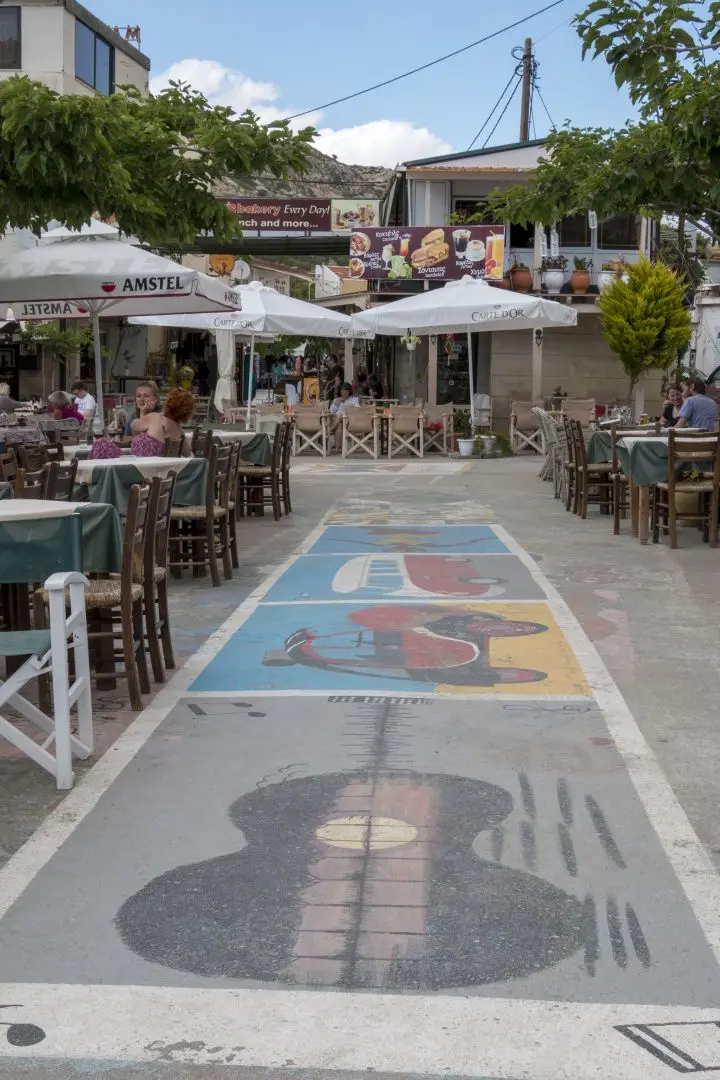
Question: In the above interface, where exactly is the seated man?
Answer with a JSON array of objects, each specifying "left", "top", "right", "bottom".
[
  {"left": 329, "top": 381, "right": 359, "bottom": 450},
  {"left": 676, "top": 376, "right": 719, "bottom": 431},
  {"left": 71, "top": 381, "right": 96, "bottom": 421}
]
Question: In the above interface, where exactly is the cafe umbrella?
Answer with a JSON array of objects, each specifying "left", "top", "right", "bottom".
[
  {"left": 130, "top": 280, "right": 370, "bottom": 419},
  {"left": 351, "top": 276, "right": 577, "bottom": 426},
  {"left": 0, "top": 237, "right": 241, "bottom": 430}
]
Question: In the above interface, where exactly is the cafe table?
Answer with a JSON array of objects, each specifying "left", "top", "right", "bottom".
[
  {"left": 0, "top": 482, "right": 12, "bottom": 501},
  {"left": 192, "top": 426, "right": 273, "bottom": 466},
  {"left": 74, "top": 456, "right": 207, "bottom": 514},
  {"left": 586, "top": 428, "right": 660, "bottom": 465}
]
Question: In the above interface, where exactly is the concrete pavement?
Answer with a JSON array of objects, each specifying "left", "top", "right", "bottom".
[{"left": 2, "top": 458, "right": 720, "bottom": 1079}]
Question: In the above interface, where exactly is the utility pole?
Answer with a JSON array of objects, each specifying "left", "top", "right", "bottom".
[{"left": 519, "top": 37, "right": 533, "bottom": 142}]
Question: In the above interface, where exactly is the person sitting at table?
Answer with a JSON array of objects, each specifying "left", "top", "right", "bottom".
[
  {"left": 329, "top": 382, "right": 360, "bottom": 450},
  {"left": 0, "top": 381, "right": 25, "bottom": 414},
  {"left": 70, "top": 381, "right": 96, "bottom": 421},
  {"left": 122, "top": 381, "right": 162, "bottom": 439},
  {"left": 661, "top": 386, "right": 683, "bottom": 428},
  {"left": 676, "top": 376, "right": 719, "bottom": 431},
  {"left": 90, "top": 388, "right": 195, "bottom": 459},
  {"left": 47, "top": 391, "right": 83, "bottom": 423}
]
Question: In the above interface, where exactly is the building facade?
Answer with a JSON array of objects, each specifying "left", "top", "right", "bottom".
[{"left": 0, "top": 0, "right": 149, "bottom": 96}]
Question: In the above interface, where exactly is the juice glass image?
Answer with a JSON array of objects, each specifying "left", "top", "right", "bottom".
[
  {"left": 453, "top": 229, "right": 471, "bottom": 258},
  {"left": 382, "top": 243, "right": 394, "bottom": 267},
  {"left": 400, "top": 234, "right": 411, "bottom": 257},
  {"left": 485, "top": 233, "right": 505, "bottom": 279}
]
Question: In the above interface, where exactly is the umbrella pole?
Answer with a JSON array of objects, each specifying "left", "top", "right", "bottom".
[
  {"left": 91, "top": 311, "right": 104, "bottom": 434},
  {"left": 246, "top": 333, "right": 255, "bottom": 427},
  {"left": 467, "top": 330, "right": 476, "bottom": 429}
]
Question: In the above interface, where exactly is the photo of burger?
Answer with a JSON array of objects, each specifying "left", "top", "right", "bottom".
[
  {"left": 410, "top": 228, "right": 450, "bottom": 270},
  {"left": 349, "top": 257, "right": 365, "bottom": 277}
]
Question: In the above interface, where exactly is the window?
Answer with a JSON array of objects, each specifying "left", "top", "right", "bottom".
[
  {"left": 509, "top": 222, "right": 534, "bottom": 248},
  {"left": 598, "top": 213, "right": 641, "bottom": 249},
  {"left": 558, "top": 214, "right": 590, "bottom": 247},
  {"left": 0, "top": 7, "right": 20, "bottom": 69},
  {"left": 75, "top": 20, "right": 114, "bottom": 94}
]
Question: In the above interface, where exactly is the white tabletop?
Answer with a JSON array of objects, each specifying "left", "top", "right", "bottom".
[
  {"left": 75, "top": 456, "right": 192, "bottom": 481},
  {"left": 0, "top": 499, "right": 77, "bottom": 522}
]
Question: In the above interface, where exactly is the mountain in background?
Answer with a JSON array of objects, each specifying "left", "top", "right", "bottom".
[{"left": 214, "top": 145, "right": 393, "bottom": 200}]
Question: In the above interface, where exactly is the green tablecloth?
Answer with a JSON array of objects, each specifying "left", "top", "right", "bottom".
[
  {"left": 0, "top": 502, "right": 122, "bottom": 578},
  {"left": 0, "top": 482, "right": 12, "bottom": 501},
  {"left": 587, "top": 431, "right": 612, "bottom": 464},
  {"left": 75, "top": 502, "right": 123, "bottom": 572},
  {"left": 198, "top": 427, "right": 273, "bottom": 466},
  {"left": 76, "top": 458, "right": 207, "bottom": 513}
]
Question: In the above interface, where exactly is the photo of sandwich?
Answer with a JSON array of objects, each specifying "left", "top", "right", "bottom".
[
  {"left": 349, "top": 257, "right": 365, "bottom": 277},
  {"left": 411, "top": 228, "right": 450, "bottom": 270}
]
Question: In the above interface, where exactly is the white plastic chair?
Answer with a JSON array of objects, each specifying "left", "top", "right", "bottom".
[{"left": 0, "top": 572, "right": 92, "bottom": 789}]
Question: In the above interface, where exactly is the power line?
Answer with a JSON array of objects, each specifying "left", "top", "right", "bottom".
[
  {"left": 483, "top": 77, "right": 523, "bottom": 148},
  {"left": 534, "top": 82, "right": 556, "bottom": 130},
  {"left": 282, "top": 0, "right": 567, "bottom": 121},
  {"left": 467, "top": 70, "right": 519, "bottom": 151}
]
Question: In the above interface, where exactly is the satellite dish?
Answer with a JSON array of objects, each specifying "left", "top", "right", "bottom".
[{"left": 235, "top": 259, "right": 251, "bottom": 281}]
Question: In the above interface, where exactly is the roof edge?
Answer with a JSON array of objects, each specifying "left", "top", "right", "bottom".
[
  {"left": 64, "top": 0, "right": 151, "bottom": 68},
  {"left": 401, "top": 137, "right": 547, "bottom": 169}
]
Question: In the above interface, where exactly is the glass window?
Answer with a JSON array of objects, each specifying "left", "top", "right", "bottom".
[
  {"left": 509, "top": 222, "right": 534, "bottom": 248},
  {"left": 94, "top": 37, "right": 112, "bottom": 96},
  {"left": 452, "top": 198, "right": 495, "bottom": 224},
  {"left": 0, "top": 7, "right": 21, "bottom": 69},
  {"left": 598, "top": 214, "right": 641, "bottom": 249},
  {"left": 559, "top": 214, "right": 589, "bottom": 246},
  {"left": 75, "top": 20, "right": 114, "bottom": 94}
]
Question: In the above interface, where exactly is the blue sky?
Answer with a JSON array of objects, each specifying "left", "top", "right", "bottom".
[{"left": 89, "top": 0, "right": 636, "bottom": 166}]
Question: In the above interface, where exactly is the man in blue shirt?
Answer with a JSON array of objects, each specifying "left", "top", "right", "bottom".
[{"left": 676, "top": 377, "right": 719, "bottom": 430}]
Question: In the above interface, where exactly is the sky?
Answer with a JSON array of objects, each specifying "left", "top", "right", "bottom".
[{"left": 89, "top": 0, "right": 637, "bottom": 167}]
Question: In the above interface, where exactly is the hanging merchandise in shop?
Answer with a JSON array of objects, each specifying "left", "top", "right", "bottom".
[
  {"left": 224, "top": 198, "right": 380, "bottom": 234},
  {"left": 348, "top": 225, "right": 505, "bottom": 281}
]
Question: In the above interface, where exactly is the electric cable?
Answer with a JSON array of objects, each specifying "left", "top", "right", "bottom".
[
  {"left": 534, "top": 83, "right": 557, "bottom": 130},
  {"left": 482, "top": 76, "right": 523, "bottom": 148},
  {"left": 282, "top": 0, "right": 567, "bottom": 121},
  {"left": 467, "top": 70, "right": 520, "bottom": 151}
]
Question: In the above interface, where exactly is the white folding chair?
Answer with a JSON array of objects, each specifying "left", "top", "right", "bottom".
[
  {"left": 0, "top": 572, "right": 92, "bottom": 790},
  {"left": 388, "top": 406, "right": 424, "bottom": 458},
  {"left": 292, "top": 406, "right": 330, "bottom": 457},
  {"left": 510, "top": 401, "right": 544, "bottom": 454},
  {"left": 342, "top": 406, "right": 380, "bottom": 458},
  {"left": 423, "top": 404, "right": 453, "bottom": 455}
]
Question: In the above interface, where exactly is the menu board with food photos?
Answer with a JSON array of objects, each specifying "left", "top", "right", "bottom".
[{"left": 348, "top": 225, "right": 505, "bottom": 281}]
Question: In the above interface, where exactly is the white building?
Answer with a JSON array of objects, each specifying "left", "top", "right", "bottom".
[{"left": 0, "top": 0, "right": 149, "bottom": 97}]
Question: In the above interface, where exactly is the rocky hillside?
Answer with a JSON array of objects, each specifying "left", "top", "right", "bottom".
[{"left": 214, "top": 146, "right": 393, "bottom": 200}]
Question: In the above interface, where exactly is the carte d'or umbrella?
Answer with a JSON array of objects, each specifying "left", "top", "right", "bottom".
[{"left": 116, "top": 772, "right": 586, "bottom": 989}]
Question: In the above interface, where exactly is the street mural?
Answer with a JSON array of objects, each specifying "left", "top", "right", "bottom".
[
  {"left": 0, "top": 1007, "right": 45, "bottom": 1047},
  {"left": 191, "top": 602, "right": 590, "bottom": 695},
  {"left": 264, "top": 554, "right": 544, "bottom": 603},
  {"left": 306, "top": 525, "right": 509, "bottom": 556},
  {"left": 116, "top": 771, "right": 589, "bottom": 989}
]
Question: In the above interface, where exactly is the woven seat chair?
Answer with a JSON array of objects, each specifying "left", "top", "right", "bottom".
[
  {"left": 163, "top": 436, "right": 182, "bottom": 457},
  {"left": 0, "top": 448, "right": 18, "bottom": 485},
  {"left": 236, "top": 420, "right": 288, "bottom": 520},
  {"left": 15, "top": 464, "right": 50, "bottom": 499},
  {"left": 227, "top": 442, "right": 241, "bottom": 569},
  {"left": 44, "top": 459, "right": 78, "bottom": 502},
  {"left": 18, "top": 445, "right": 48, "bottom": 471},
  {"left": 190, "top": 427, "right": 213, "bottom": 458},
  {"left": 652, "top": 431, "right": 720, "bottom": 548},
  {"left": 144, "top": 472, "right": 177, "bottom": 683},
  {"left": 169, "top": 443, "right": 233, "bottom": 586},
  {"left": 57, "top": 426, "right": 81, "bottom": 446},
  {"left": 531, "top": 407, "right": 560, "bottom": 483},
  {"left": 34, "top": 483, "right": 152, "bottom": 712},
  {"left": 571, "top": 419, "right": 613, "bottom": 518}
]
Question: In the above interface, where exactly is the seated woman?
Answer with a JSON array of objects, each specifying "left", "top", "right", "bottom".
[
  {"left": 47, "top": 391, "right": 83, "bottom": 423},
  {"left": 90, "top": 388, "right": 195, "bottom": 459},
  {"left": 0, "top": 381, "right": 26, "bottom": 413}
]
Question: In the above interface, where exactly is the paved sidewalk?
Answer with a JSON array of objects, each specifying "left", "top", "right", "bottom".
[{"left": 2, "top": 460, "right": 720, "bottom": 1079}]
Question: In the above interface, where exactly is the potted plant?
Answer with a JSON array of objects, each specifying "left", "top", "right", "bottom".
[
  {"left": 400, "top": 331, "right": 422, "bottom": 352},
  {"left": 489, "top": 274, "right": 511, "bottom": 290},
  {"left": 599, "top": 260, "right": 620, "bottom": 290},
  {"left": 510, "top": 261, "right": 533, "bottom": 293},
  {"left": 571, "top": 256, "right": 592, "bottom": 294},
  {"left": 541, "top": 255, "right": 568, "bottom": 293},
  {"left": 454, "top": 410, "right": 475, "bottom": 457}
]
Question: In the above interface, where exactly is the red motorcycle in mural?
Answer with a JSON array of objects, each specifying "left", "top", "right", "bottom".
[
  {"left": 331, "top": 554, "right": 507, "bottom": 599},
  {"left": 263, "top": 605, "right": 548, "bottom": 686}
]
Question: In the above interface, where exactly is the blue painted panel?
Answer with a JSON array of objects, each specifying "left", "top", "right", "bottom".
[{"left": 306, "top": 525, "right": 509, "bottom": 556}]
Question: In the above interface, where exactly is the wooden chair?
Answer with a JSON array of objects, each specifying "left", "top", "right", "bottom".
[
  {"left": 279, "top": 418, "right": 293, "bottom": 516},
  {"left": 163, "top": 436, "right": 182, "bottom": 457},
  {"left": 572, "top": 419, "right": 613, "bottom": 519},
  {"left": 652, "top": 431, "right": 720, "bottom": 548},
  {"left": 169, "top": 443, "right": 233, "bottom": 586},
  {"left": 610, "top": 427, "right": 660, "bottom": 535},
  {"left": 44, "top": 459, "right": 78, "bottom": 502},
  {"left": 227, "top": 442, "right": 241, "bottom": 570},
  {"left": 44, "top": 443, "right": 64, "bottom": 463},
  {"left": 144, "top": 472, "right": 177, "bottom": 683},
  {"left": 34, "top": 484, "right": 152, "bottom": 712},
  {"left": 510, "top": 401, "right": 543, "bottom": 454},
  {"left": 563, "top": 398, "right": 596, "bottom": 426},
  {"left": 18, "top": 445, "right": 48, "bottom": 471},
  {"left": 388, "top": 405, "right": 424, "bottom": 458},
  {"left": 562, "top": 416, "right": 579, "bottom": 511},
  {"left": 235, "top": 421, "right": 287, "bottom": 521},
  {"left": 190, "top": 427, "right": 213, "bottom": 458},
  {"left": 292, "top": 405, "right": 329, "bottom": 456},
  {"left": 0, "top": 448, "right": 18, "bottom": 485},
  {"left": 57, "top": 426, "right": 81, "bottom": 446},
  {"left": 15, "top": 465, "right": 49, "bottom": 499},
  {"left": 423, "top": 404, "right": 454, "bottom": 455},
  {"left": 342, "top": 406, "right": 380, "bottom": 459}
]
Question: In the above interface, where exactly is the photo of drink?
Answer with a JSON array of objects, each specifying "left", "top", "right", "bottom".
[
  {"left": 382, "top": 243, "right": 394, "bottom": 268},
  {"left": 400, "top": 234, "right": 411, "bottom": 257},
  {"left": 452, "top": 229, "right": 471, "bottom": 259},
  {"left": 485, "top": 232, "right": 506, "bottom": 279}
]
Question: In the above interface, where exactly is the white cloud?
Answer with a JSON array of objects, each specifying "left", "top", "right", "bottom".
[{"left": 150, "top": 59, "right": 451, "bottom": 168}]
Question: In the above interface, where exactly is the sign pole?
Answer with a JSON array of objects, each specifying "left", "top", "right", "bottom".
[{"left": 246, "top": 333, "right": 255, "bottom": 428}]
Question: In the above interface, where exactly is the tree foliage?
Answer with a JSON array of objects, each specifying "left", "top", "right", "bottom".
[
  {"left": 488, "top": 0, "right": 720, "bottom": 229},
  {"left": 20, "top": 321, "right": 95, "bottom": 362},
  {"left": 0, "top": 78, "right": 314, "bottom": 246},
  {"left": 597, "top": 258, "right": 691, "bottom": 395}
]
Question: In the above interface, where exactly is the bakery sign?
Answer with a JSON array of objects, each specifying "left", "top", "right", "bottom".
[
  {"left": 348, "top": 225, "right": 505, "bottom": 281},
  {"left": 224, "top": 198, "right": 380, "bottom": 234}
]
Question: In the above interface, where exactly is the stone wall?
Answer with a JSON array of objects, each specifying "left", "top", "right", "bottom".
[{"left": 489, "top": 314, "right": 665, "bottom": 431}]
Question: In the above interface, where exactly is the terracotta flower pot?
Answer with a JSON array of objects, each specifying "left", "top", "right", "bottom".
[
  {"left": 489, "top": 277, "right": 511, "bottom": 290},
  {"left": 570, "top": 269, "right": 591, "bottom": 294},
  {"left": 511, "top": 268, "right": 533, "bottom": 293}
]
